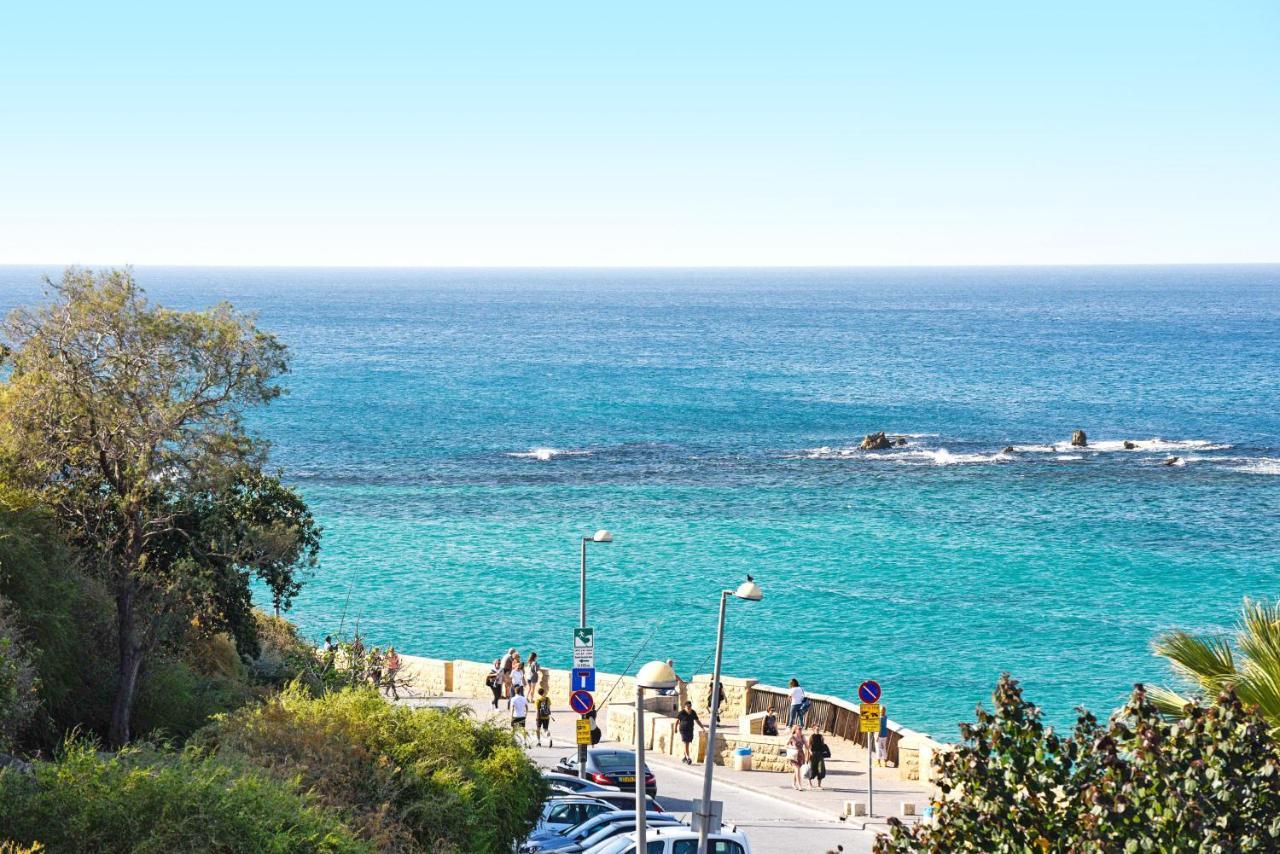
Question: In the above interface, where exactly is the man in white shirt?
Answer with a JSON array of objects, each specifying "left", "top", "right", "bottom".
[{"left": 511, "top": 688, "right": 529, "bottom": 733}]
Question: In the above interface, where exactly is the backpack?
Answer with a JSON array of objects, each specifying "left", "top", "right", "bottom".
[{"left": 536, "top": 697, "right": 551, "bottom": 719}]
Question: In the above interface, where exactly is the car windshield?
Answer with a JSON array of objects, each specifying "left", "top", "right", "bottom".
[{"left": 595, "top": 753, "right": 644, "bottom": 772}]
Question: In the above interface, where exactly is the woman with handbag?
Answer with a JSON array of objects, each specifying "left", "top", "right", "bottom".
[
  {"left": 786, "top": 724, "right": 808, "bottom": 790},
  {"left": 486, "top": 658, "right": 503, "bottom": 709},
  {"left": 807, "top": 725, "right": 830, "bottom": 789}
]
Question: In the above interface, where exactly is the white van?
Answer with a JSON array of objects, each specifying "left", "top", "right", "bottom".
[{"left": 584, "top": 826, "right": 751, "bottom": 854}]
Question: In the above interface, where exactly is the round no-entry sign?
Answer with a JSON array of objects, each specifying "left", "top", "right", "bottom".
[
  {"left": 858, "top": 680, "right": 882, "bottom": 704},
  {"left": 569, "top": 689, "right": 595, "bottom": 715}
]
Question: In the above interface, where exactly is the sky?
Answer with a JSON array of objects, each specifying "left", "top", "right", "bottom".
[{"left": 1, "top": 1, "right": 1277, "bottom": 267}]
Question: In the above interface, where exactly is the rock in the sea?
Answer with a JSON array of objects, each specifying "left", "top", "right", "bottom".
[
  {"left": 1002, "top": 446, "right": 1016, "bottom": 454},
  {"left": 1123, "top": 440, "right": 1137, "bottom": 450},
  {"left": 860, "top": 432, "right": 893, "bottom": 450},
  {"left": 894, "top": 437, "right": 909, "bottom": 446},
  {"left": 1163, "top": 456, "right": 1180, "bottom": 466},
  {"left": 1071, "top": 429, "right": 1088, "bottom": 447}
]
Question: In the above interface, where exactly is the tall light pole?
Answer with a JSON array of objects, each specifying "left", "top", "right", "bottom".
[
  {"left": 577, "top": 529, "right": 611, "bottom": 779},
  {"left": 579, "top": 529, "right": 612, "bottom": 628},
  {"left": 635, "top": 661, "right": 678, "bottom": 854},
  {"left": 697, "top": 576, "right": 763, "bottom": 854}
]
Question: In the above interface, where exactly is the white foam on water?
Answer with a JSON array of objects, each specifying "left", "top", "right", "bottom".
[
  {"left": 1232, "top": 458, "right": 1280, "bottom": 475},
  {"left": 1045, "top": 438, "right": 1230, "bottom": 453},
  {"left": 507, "top": 447, "right": 592, "bottom": 461},
  {"left": 1056, "top": 454, "right": 1084, "bottom": 461}
]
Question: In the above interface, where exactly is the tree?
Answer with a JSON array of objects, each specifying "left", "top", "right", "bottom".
[
  {"left": 1151, "top": 597, "right": 1280, "bottom": 729},
  {"left": 0, "top": 268, "right": 295, "bottom": 745},
  {"left": 875, "top": 676, "right": 1280, "bottom": 852}
]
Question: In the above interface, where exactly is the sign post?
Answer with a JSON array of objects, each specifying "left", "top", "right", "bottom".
[
  {"left": 857, "top": 680, "right": 883, "bottom": 817},
  {"left": 574, "top": 628, "right": 596, "bottom": 779}
]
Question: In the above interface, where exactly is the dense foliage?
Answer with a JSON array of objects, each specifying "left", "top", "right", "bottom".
[
  {"left": 876, "top": 675, "right": 1280, "bottom": 852},
  {"left": 0, "top": 596, "right": 39, "bottom": 750},
  {"left": 199, "top": 686, "right": 548, "bottom": 852},
  {"left": 0, "top": 742, "right": 370, "bottom": 853}
]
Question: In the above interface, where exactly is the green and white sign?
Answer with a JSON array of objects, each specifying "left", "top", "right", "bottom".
[{"left": 573, "top": 627, "right": 595, "bottom": 668}]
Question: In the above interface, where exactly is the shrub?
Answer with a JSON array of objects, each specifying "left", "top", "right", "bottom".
[
  {"left": 876, "top": 675, "right": 1280, "bottom": 852},
  {"left": 199, "top": 686, "right": 548, "bottom": 852},
  {"left": 0, "top": 596, "right": 40, "bottom": 751},
  {"left": 0, "top": 741, "right": 370, "bottom": 853}
]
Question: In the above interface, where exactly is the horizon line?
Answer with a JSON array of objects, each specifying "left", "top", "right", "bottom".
[{"left": 2, "top": 261, "right": 1278, "bottom": 271}]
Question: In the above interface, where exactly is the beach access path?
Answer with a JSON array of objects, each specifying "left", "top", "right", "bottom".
[{"left": 404, "top": 693, "right": 921, "bottom": 854}]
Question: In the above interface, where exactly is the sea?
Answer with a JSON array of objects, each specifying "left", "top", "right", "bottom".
[{"left": 1, "top": 265, "right": 1277, "bottom": 738}]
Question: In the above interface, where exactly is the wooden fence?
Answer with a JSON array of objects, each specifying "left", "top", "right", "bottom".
[{"left": 746, "top": 684, "right": 902, "bottom": 766}]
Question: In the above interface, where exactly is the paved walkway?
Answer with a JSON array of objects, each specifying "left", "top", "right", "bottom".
[{"left": 407, "top": 693, "right": 926, "bottom": 852}]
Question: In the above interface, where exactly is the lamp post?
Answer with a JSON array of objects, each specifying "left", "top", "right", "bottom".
[
  {"left": 577, "top": 529, "right": 611, "bottom": 780},
  {"left": 635, "top": 660, "right": 678, "bottom": 854},
  {"left": 697, "top": 576, "right": 763, "bottom": 854}
]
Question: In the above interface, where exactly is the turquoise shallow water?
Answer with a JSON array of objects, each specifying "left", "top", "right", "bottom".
[{"left": 2, "top": 265, "right": 1278, "bottom": 737}]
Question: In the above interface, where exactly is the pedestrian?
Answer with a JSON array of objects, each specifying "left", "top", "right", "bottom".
[
  {"left": 526, "top": 651, "right": 541, "bottom": 697},
  {"left": 807, "top": 724, "right": 830, "bottom": 789},
  {"left": 535, "top": 685, "right": 553, "bottom": 747},
  {"left": 786, "top": 724, "right": 808, "bottom": 790},
  {"left": 588, "top": 709, "right": 602, "bottom": 745},
  {"left": 787, "top": 678, "right": 808, "bottom": 727},
  {"left": 500, "top": 647, "right": 516, "bottom": 703},
  {"left": 709, "top": 680, "right": 725, "bottom": 723},
  {"left": 367, "top": 647, "right": 383, "bottom": 689},
  {"left": 384, "top": 646, "right": 401, "bottom": 700},
  {"left": 876, "top": 709, "right": 890, "bottom": 767},
  {"left": 322, "top": 635, "right": 336, "bottom": 671},
  {"left": 510, "top": 686, "right": 528, "bottom": 734},
  {"left": 510, "top": 654, "right": 526, "bottom": 699},
  {"left": 486, "top": 658, "right": 504, "bottom": 709},
  {"left": 675, "top": 700, "right": 705, "bottom": 765},
  {"left": 762, "top": 708, "right": 779, "bottom": 736}
]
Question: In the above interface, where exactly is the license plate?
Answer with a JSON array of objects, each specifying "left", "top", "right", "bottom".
[{"left": 619, "top": 776, "right": 635, "bottom": 783}]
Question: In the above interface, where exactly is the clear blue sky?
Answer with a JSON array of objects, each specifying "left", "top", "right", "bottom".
[{"left": 1, "top": 1, "right": 1276, "bottom": 266}]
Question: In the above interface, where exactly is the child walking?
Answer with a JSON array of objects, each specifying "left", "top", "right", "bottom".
[{"left": 535, "top": 686, "right": 553, "bottom": 746}]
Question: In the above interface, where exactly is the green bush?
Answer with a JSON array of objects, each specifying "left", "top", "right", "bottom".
[
  {"left": 199, "top": 685, "right": 548, "bottom": 852},
  {"left": 0, "top": 741, "right": 370, "bottom": 853},
  {"left": 0, "top": 596, "right": 40, "bottom": 750},
  {"left": 876, "top": 675, "right": 1280, "bottom": 852}
]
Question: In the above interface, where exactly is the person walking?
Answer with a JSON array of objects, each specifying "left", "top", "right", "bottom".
[
  {"left": 367, "top": 647, "right": 383, "bottom": 690},
  {"left": 675, "top": 700, "right": 705, "bottom": 765},
  {"left": 510, "top": 686, "right": 528, "bottom": 735},
  {"left": 876, "top": 709, "right": 890, "bottom": 767},
  {"left": 384, "top": 646, "right": 401, "bottom": 700},
  {"left": 709, "top": 680, "right": 725, "bottom": 723},
  {"left": 807, "top": 724, "right": 830, "bottom": 789},
  {"left": 534, "top": 685, "right": 553, "bottom": 747},
  {"left": 486, "top": 658, "right": 504, "bottom": 709},
  {"left": 786, "top": 724, "right": 808, "bottom": 790},
  {"left": 526, "top": 651, "right": 541, "bottom": 697},
  {"left": 787, "top": 678, "right": 808, "bottom": 727},
  {"left": 510, "top": 653, "right": 526, "bottom": 700},
  {"left": 500, "top": 647, "right": 516, "bottom": 703}
]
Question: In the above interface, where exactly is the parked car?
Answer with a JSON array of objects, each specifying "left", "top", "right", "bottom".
[
  {"left": 521, "top": 811, "right": 681, "bottom": 854},
  {"left": 555, "top": 749, "right": 657, "bottom": 796},
  {"left": 585, "top": 826, "right": 751, "bottom": 854},
  {"left": 535, "top": 796, "right": 619, "bottom": 836},
  {"left": 544, "top": 771, "right": 621, "bottom": 795},
  {"left": 585, "top": 791, "right": 664, "bottom": 813}
]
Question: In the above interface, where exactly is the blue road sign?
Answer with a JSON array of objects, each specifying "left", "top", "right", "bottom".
[
  {"left": 571, "top": 667, "right": 596, "bottom": 692},
  {"left": 858, "top": 680, "right": 882, "bottom": 704},
  {"left": 569, "top": 689, "right": 595, "bottom": 715}
]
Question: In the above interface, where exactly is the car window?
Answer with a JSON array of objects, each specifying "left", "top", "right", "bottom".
[{"left": 673, "top": 842, "right": 742, "bottom": 854}]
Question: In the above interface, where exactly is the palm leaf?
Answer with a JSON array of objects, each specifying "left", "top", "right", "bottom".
[
  {"left": 1146, "top": 685, "right": 1197, "bottom": 718},
  {"left": 1152, "top": 630, "right": 1237, "bottom": 694}
]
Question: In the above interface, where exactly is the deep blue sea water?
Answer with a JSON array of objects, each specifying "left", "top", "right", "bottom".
[{"left": 2, "top": 265, "right": 1277, "bottom": 737}]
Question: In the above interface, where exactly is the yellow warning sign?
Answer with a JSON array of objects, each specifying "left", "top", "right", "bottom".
[
  {"left": 576, "top": 718, "right": 592, "bottom": 745},
  {"left": 859, "top": 703, "right": 882, "bottom": 734}
]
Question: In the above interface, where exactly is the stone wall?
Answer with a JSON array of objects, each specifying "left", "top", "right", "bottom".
[{"left": 688, "top": 675, "right": 756, "bottom": 723}]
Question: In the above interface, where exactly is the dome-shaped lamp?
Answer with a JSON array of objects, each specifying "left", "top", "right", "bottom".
[
  {"left": 636, "top": 659, "right": 679, "bottom": 691},
  {"left": 733, "top": 575, "right": 763, "bottom": 601},
  {"left": 592, "top": 529, "right": 613, "bottom": 543}
]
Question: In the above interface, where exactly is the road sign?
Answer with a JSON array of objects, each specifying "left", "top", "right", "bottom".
[
  {"left": 859, "top": 703, "right": 883, "bottom": 733},
  {"left": 858, "top": 679, "right": 882, "bottom": 704},
  {"left": 576, "top": 718, "right": 592, "bottom": 745},
  {"left": 571, "top": 667, "right": 596, "bottom": 692},
  {"left": 573, "top": 627, "right": 595, "bottom": 668},
  {"left": 569, "top": 689, "right": 595, "bottom": 715}
]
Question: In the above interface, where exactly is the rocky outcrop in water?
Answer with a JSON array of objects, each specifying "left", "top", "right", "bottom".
[
  {"left": 861, "top": 432, "right": 893, "bottom": 450},
  {"left": 1123, "top": 441, "right": 1137, "bottom": 450},
  {"left": 1071, "top": 430, "right": 1088, "bottom": 447},
  {"left": 1002, "top": 446, "right": 1016, "bottom": 454},
  {"left": 1163, "top": 456, "right": 1181, "bottom": 466}
]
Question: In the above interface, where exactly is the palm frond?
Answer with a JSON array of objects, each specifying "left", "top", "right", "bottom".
[
  {"left": 1152, "top": 630, "right": 1237, "bottom": 691},
  {"left": 1146, "top": 685, "right": 1198, "bottom": 718}
]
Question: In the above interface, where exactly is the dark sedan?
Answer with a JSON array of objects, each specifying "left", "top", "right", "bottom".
[{"left": 555, "top": 749, "right": 657, "bottom": 797}]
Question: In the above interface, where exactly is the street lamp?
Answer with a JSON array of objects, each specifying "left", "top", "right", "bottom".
[
  {"left": 579, "top": 529, "right": 612, "bottom": 628},
  {"left": 577, "top": 529, "right": 612, "bottom": 780},
  {"left": 697, "top": 576, "right": 763, "bottom": 854},
  {"left": 635, "top": 660, "right": 678, "bottom": 854}
]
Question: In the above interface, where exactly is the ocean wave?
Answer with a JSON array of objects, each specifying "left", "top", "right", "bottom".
[
  {"left": 1232, "top": 458, "right": 1280, "bottom": 475},
  {"left": 797, "top": 446, "right": 1011, "bottom": 465},
  {"left": 507, "top": 447, "right": 592, "bottom": 461},
  {"left": 1056, "top": 454, "right": 1083, "bottom": 461},
  {"left": 1015, "top": 438, "right": 1230, "bottom": 454}
]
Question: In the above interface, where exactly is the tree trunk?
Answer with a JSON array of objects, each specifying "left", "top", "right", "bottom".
[{"left": 109, "top": 586, "right": 142, "bottom": 747}]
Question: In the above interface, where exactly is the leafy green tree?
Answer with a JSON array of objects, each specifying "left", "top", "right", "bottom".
[
  {"left": 0, "top": 268, "right": 302, "bottom": 746},
  {"left": 1151, "top": 597, "right": 1280, "bottom": 728},
  {"left": 876, "top": 676, "right": 1280, "bottom": 852}
]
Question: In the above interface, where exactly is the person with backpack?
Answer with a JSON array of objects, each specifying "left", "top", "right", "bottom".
[
  {"left": 534, "top": 685, "right": 553, "bottom": 746},
  {"left": 807, "top": 724, "right": 831, "bottom": 788},
  {"left": 486, "top": 658, "right": 503, "bottom": 709}
]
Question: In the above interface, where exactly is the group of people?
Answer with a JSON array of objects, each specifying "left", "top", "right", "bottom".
[
  {"left": 321, "top": 634, "right": 403, "bottom": 699},
  {"left": 488, "top": 648, "right": 557, "bottom": 746}
]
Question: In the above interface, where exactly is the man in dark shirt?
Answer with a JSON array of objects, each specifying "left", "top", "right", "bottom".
[{"left": 675, "top": 700, "right": 705, "bottom": 765}]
